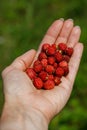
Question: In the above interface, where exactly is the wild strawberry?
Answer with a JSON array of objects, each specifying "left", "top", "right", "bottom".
[
  {"left": 66, "top": 47, "right": 73, "bottom": 57},
  {"left": 54, "top": 76, "right": 61, "bottom": 85},
  {"left": 42, "top": 43, "right": 50, "bottom": 52},
  {"left": 41, "top": 59, "right": 48, "bottom": 68},
  {"left": 63, "top": 55, "right": 70, "bottom": 62},
  {"left": 48, "top": 57, "right": 55, "bottom": 65},
  {"left": 56, "top": 67, "right": 64, "bottom": 77},
  {"left": 47, "top": 74, "right": 54, "bottom": 80},
  {"left": 47, "top": 46, "right": 55, "bottom": 55},
  {"left": 52, "top": 43, "right": 57, "bottom": 50},
  {"left": 38, "top": 52, "right": 47, "bottom": 60},
  {"left": 34, "top": 63, "right": 43, "bottom": 73},
  {"left": 33, "top": 60, "right": 40, "bottom": 66},
  {"left": 59, "top": 60, "right": 68, "bottom": 68},
  {"left": 63, "top": 66, "right": 69, "bottom": 76},
  {"left": 44, "top": 80, "right": 55, "bottom": 90},
  {"left": 39, "top": 71, "right": 47, "bottom": 81},
  {"left": 46, "top": 65, "right": 55, "bottom": 74},
  {"left": 53, "top": 62, "right": 58, "bottom": 69},
  {"left": 33, "top": 77, "right": 43, "bottom": 89},
  {"left": 26, "top": 68, "right": 36, "bottom": 80},
  {"left": 58, "top": 43, "right": 67, "bottom": 51},
  {"left": 55, "top": 51, "right": 63, "bottom": 62}
]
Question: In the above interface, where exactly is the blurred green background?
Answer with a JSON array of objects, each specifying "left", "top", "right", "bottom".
[{"left": 0, "top": 0, "right": 87, "bottom": 129}]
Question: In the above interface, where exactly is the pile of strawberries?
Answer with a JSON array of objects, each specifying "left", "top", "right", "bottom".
[{"left": 26, "top": 43, "right": 73, "bottom": 90}]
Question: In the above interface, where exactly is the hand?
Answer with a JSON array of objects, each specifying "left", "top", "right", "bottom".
[{"left": 1, "top": 19, "right": 83, "bottom": 130}]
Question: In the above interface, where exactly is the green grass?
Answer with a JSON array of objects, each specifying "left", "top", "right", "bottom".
[{"left": 0, "top": 0, "right": 87, "bottom": 129}]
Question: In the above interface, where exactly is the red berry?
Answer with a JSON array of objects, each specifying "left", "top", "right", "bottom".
[
  {"left": 47, "top": 74, "right": 54, "bottom": 80},
  {"left": 44, "top": 80, "right": 55, "bottom": 90},
  {"left": 47, "top": 46, "right": 55, "bottom": 55},
  {"left": 33, "top": 60, "right": 40, "bottom": 66},
  {"left": 66, "top": 47, "right": 73, "bottom": 57},
  {"left": 39, "top": 71, "right": 47, "bottom": 81},
  {"left": 48, "top": 57, "right": 55, "bottom": 65},
  {"left": 41, "top": 59, "right": 48, "bottom": 68},
  {"left": 33, "top": 77, "right": 43, "bottom": 89},
  {"left": 56, "top": 67, "right": 64, "bottom": 77},
  {"left": 63, "top": 66, "right": 69, "bottom": 76},
  {"left": 53, "top": 62, "right": 58, "bottom": 69},
  {"left": 58, "top": 43, "right": 67, "bottom": 51},
  {"left": 52, "top": 43, "right": 57, "bottom": 50},
  {"left": 26, "top": 68, "right": 36, "bottom": 80},
  {"left": 34, "top": 64, "right": 43, "bottom": 73},
  {"left": 59, "top": 60, "right": 68, "bottom": 68},
  {"left": 54, "top": 76, "right": 61, "bottom": 85},
  {"left": 63, "top": 55, "right": 70, "bottom": 62},
  {"left": 55, "top": 51, "right": 63, "bottom": 62},
  {"left": 38, "top": 52, "right": 47, "bottom": 60},
  {"left": 46, "top": 65, "right": 55, "bottom": 74},
  {"left": 42, "top": 43, "right": 50, "bottom": 52}
]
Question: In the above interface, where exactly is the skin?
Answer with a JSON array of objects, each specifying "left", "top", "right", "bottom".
[{"left": 0, "top": 19, "right": 83, "bottom": 130}]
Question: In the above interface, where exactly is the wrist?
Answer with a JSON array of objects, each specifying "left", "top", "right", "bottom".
[
  {"left": 0, "top": 102, "right": 48, "bottom": 130},
  {"left": 23, "top": 107, "right": 48, "bottom": 130}
]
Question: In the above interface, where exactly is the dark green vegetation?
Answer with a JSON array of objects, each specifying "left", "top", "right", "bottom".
[{"left": 0, "top": 0, "right": 87, "bottom": 129}]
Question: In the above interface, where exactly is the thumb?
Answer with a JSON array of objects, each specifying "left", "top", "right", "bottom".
[{"left": 2, "top": 49, "right": 36, "bottom": 78}]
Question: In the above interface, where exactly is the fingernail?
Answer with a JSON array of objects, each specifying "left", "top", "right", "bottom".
[
  {"left": 67, "top": 18, "right": 74, "bottom": 22},
  {"left": 59, "top": 18, "right": 64, "bottom": 21},
  {"left": 74, "top": 26, "right": 81, "bottom": 33},
  {"left": 75, "top": 25, "right": 81, "bottom": 29}
]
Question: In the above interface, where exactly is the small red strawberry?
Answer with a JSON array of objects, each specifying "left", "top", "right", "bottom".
[
  {"left": 59, "top": 61, "right": 69, "bottom": 76},
  {"left": 52, "top": 43, "right": 57, "bottom": 50},
  {"left": 44, "top": 80, "right": 55, "bottom": 90},
  {"left": 26, "top": 68, "right": 36, "bottom": 80},
  {"left": 46, "top": 65, "right": 55, "bottom": 74},
  {"left": 63, "top": 66, "right": 69, "bottom": 76},
  {"left": 48, "top": 56, "right": 55, "bottom": 65},
  {"left": 53, "top": 62, "right": 58, "bottom": 69},
  {"left": 63, "top": 55, "right": 70, "bottom": 62},
  {"left": 47, "top": 74, "right": 54, "bottom": 80},
  {"left": 41, "top": 59, "right": 48, "bottom": 68},
  {"left": 58, "top": 43, "right": 67, "bottom": 51},
  {"left": 56, "top": 67, "right": 64, "bottom": 77},
  {"left": 59, "top": 60, "right": 68, "bottom": 68},
  {"left": 42, "top": 43, "right": 50, "bottom": 52},
  {"left": 38, "top": 52, "right": 47, "bottom": 60},
  {"left": 33, "top": 77, "right": 43, "bottom": 89},
  {"left": 47, "top": 46, "right": 55, "bottom": 55},
  {"left": 33, "top": 60, "right": 40, "bottom": 66},
  {"left": 34, "top": 63, "right": 43, "bottom": 73},
  {"left": 54, "top": 76, "right": 61, "bottom": 85},
  {"left": 55, "top": 51, "right": 63, "bottom": 62},
  {"left": 39, "top": 71, "right": 47, "bottom": 81},
  {"left": 66, "top": 47, "right": 73, "bottom": 57}
]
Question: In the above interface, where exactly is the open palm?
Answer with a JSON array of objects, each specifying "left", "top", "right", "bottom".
[{"left": 2, "top": 19, "right": 83, "bottom": 123}]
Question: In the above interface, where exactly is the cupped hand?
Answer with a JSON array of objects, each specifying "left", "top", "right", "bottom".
[{"left": 2, "top": 19, "right": 83, "bottom": 123}]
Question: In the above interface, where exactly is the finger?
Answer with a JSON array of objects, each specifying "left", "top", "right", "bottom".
[
  {"left": 55, "top": 19, "right": 74, "bottom": 44},
  {"left": 67, "top": 26, "right": 81, "bottom": 47},
  {"left": 41, "top": 19, "right": 64, "bottom": 46},
  {"left": 32, "top": 19, "right": 64, "bottom": 62},
  {"left": 2, "top": 49, "right": 36, "bottom": 77},
  {"left": 11, "top": 49, "right": 36, "bottom": 70},
  {"left": 66, "top": 43, "right": 83, "bottom": 84}
]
